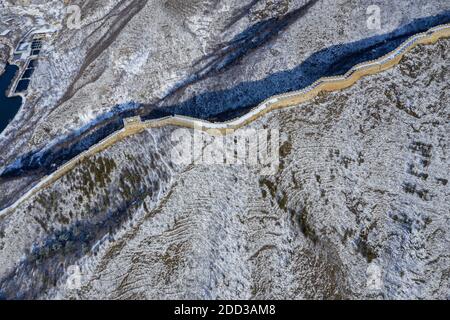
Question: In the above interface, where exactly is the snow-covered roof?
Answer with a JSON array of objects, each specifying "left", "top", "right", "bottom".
[{"left": 17, "top": 42, "right": 30, "bottom": 52}]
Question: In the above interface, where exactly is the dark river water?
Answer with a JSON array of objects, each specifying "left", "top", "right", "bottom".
[{"left": 0, "top": 64, "right": 22, "bottom": 133}]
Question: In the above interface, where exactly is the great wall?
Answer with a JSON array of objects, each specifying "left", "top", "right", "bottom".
[{"left": 1, "top": 23, "right": 449, "bottom": 218}]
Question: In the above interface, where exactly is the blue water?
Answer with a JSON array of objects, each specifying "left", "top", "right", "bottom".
[
  {"left": 0, "top": 64, "right": 22, "bottom": 133},
  {"left": 22, "top": 68, "right": 34, "bottom": 79},
  {"left": 15, "top": 79, "right": 30, "bottom": 93}
]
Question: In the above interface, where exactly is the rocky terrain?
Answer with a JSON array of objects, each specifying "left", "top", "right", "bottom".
[
  {"left": 0, "top": 35, "right": 448, "bottom": 299},
  {"left": 0, "top": 0, "right": 448, "bottom": 300},
  {"left": 1, "top": 0, "right": 450, "bottom": 210}
]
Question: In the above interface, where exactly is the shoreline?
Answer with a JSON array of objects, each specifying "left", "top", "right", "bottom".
[{"left": 0, "top": 63, "right": 23, "bottom": 134}]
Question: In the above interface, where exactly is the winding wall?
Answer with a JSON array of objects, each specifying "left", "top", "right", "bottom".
[{"left": 1, "top": 23, "right": 449, "bottom": 218}]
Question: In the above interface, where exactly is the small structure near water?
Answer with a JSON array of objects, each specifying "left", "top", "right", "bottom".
[
  {"left": 11, "top": 29, "right": 54, "bottom": 94},
  {"left": 0, "top": 25, "right": 57, "bottom": 133}
]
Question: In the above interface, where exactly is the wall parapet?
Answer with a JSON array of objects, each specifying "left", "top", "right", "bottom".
[{"left": 1, "top": 23, "right": 449, "bottom": 217}]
